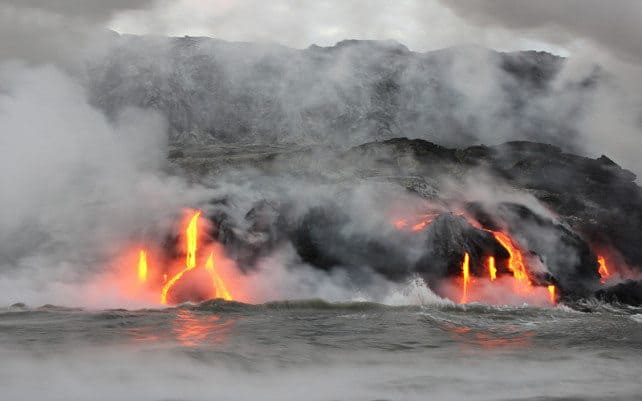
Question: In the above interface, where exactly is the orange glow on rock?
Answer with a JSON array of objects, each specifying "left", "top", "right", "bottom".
[
  {"left": 392, "top": 214, "right": 437, "bottom": 232},
  {"left": 597, "top": 255, "right": 610, "bottom": 284},
  {"left": 158, "top": 210, "right": 236, "bottom": 305},
  {"left": 393, "top": 219, "right": 409, "bottom": 229},
  {"left": 461, "top": 252, "right": 470, "bottom": 304}
]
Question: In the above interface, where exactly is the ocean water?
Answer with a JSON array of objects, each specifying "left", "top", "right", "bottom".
[{"left": 1, "top": 300, "right": 641, "bottom": 401}]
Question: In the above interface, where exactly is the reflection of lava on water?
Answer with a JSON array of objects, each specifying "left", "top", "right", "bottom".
[
  {"left": 437, "top": 322, "right": 535, "bottom": 349},
  {"left": 173, "top": 309, "right": 236, "bottom": 346}
]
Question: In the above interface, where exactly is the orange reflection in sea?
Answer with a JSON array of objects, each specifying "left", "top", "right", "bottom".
[
  {"left": 442, "top": 322, "right": 534, "bottom": 349},
  {"left": 172, "top": 309, "right": 236, "bottom": 347}
]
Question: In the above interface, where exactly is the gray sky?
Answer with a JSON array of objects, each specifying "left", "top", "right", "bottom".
[{"left": 109, "top": 0, "right": 572, "bottom": 54}]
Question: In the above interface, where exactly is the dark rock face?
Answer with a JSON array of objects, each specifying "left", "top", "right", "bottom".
[
  {"left": 467, "top": 202, "right": 600, "bottom": 298},
  {"left": 414, "top": 214, "right": 508, "bottom": 286},
  {"left": 338, "top": 138, "right": 642, "bottom": 272},
  {"left": 285, "top": 205, "right": 415, "bottom": 283},
  {"left": 596, "top": 280, "right": 642, "bottom": 306},
  {"left": 186, "top": 137, "right": 641, "bottom": 304}
]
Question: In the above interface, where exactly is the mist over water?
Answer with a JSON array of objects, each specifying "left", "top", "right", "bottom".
[{"left": 1, "top": 302, "right": 641, "bottom": 401}]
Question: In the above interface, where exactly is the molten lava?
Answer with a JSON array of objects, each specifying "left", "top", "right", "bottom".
[
  {"left": 132, "top": 210, "right": 235, "bottom": 305},
  {"left": 548, "top": 285, "right": 556, "bottom": 304},
  {"left": 186, "top": 211, "right": 200, "bottom": 269},
  {"left": 390, "top": 212, "right": 557, "bottom": 306},
  {"left": 461, "top": 252, "right": 471, "bottom": 303},
  {"left": 160, "top": 211, "right": 202, "bottom": 304},
  {"left": 137, "top": 250, "right": 148, "bottom": 284},
  {"left": 206, "top": 252, "right": 233, "bottom": 301},
  {"left": 597, "top": 255, "right": 611, "bottom": 284},
  {"left": 490, "top": 231, "right": 529, "bottom": 283},
  {"left": 487, "top": 256, "right": 497, "bottom": 281}
]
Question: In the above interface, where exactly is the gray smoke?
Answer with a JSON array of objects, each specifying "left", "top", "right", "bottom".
[
  {"left": 0, "top": 0, "right": 157, "bottom": 63},
  {"left": 0, "top": 63, "right": 211, "bottom": 306},
  {"left": 440, "top": 0, "right": 642, "bottom": 65}
]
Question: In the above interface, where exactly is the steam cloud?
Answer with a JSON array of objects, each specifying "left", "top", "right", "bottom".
[
  {"left": 0, "top": 0, "right": 640, "bottom": 307},
  {"left": 0, "top": 64, "right": 210, "bottom": 306}
]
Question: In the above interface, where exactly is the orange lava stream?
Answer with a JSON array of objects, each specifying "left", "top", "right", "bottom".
[
  {"left": 461, "top": 252, "right": 470, "bottom": 304},
  {"left": 186, "top": 211, "right": 200, "bottom": 269},
  {"left": 160, "top": 266, "right": 192, "bottom": 305},
  {"left": 158, "top": 210, "right": 235, "bottom": 305},
  {"left": 548, "top": 285, "right": 556, "bottom": 304},
  {"left": 206, "top": 252, "right": 233, "bottom": 301},
  {"left": 391, "top": 213, "right": 556, "bottom": 306},
  {"left": 490, "top": 231, "right": 529, "bottom": 283},
  {"left": 487, "top": 256, "right": 497, "bottom": 281},
  {"left": 137, "top": 250, "right": 148, "bottom": 283},
  {"left": 160, "top": 211, "right": 202, "bottom": 305},
  {"left": 597, "top": 255, "right": 610, "bottom": 284}
]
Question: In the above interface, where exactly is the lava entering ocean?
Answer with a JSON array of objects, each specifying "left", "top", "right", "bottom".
[
  {"left": 597, "top": 255, "right": 611, "bottom": 284},
  {"left": 123, "top": 209, "right": 238, "bottom": 305},
  {"left": 393, "top": 212, "right": 558, "bottom": 306}
]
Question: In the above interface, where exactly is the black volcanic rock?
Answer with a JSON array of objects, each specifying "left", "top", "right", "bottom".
[
  {"left": 466, "top": 202, "right": 600, "bottom": 298},
  {"left": 595, "top": 280, "right": 642, "bottom": 306},
  {"left": 286, "top": 205, "right": 414, "bottom": 282},
  {"left": 334, "top": 138, "right": 642, "bottom": 274},
  {"left": 414, "top": 213, "right": 508, "bottom": 286}
]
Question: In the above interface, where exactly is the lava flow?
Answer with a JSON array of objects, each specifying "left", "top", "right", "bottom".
[
  {"left": 137, "top": 250, "right": 148, "bottom": 284},
  {"left": 456, "top": 232, "right": 556, "bottom": 306},
  {"left": 597, "top": 255, "right": 611, "bottom": 284},
  {"left": 487, "top": 256, "right": 497, "bottom": 281},
  {"left": 160, "top": 211, "right": 201, "bottom": 304},
  {"left": 461, "top": 252, "right": 470, "bottom": 303},
  {"left": 160, "top": 210, "right": 233, "bottom": 304},
  {"left": 393, "top": 213, "right": 557, "bottom": 306},
  {"left": 127, "top": 209, "right": 236, "bottom": 305}
]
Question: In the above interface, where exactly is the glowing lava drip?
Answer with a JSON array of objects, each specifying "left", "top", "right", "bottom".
[
  {"left": 487, "top": 256, "right": 497, "bottom": 281},
  {"left": 458, "top": 229, "right": 557, "bottom": 306},
  {"left": 547, "top": 285, "right": 556, "bottom": 304},
  {"left": 206, "top": 252, "right": 233, "bottom": 301},
  {"left": 138, "top": 250, "right": 148, "bottom": 283},
  {"left": 460, "top": 253, "right": 470, "bottom": 303},
  {"left": 597, "top": 255, "right": 611, "bottom": 284},
  {"left": 490, "top": 231, "right": 528, "bottom": 282},
  {"left": 159, "top": 211, "right": 233, "bottom": 305},
  {"left": 393, "top": 213, "right": 558, "bottom": 306}
]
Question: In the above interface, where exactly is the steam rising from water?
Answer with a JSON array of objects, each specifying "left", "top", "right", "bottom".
[{"left": 0, "top": 64, "right": 211, "bottom": 306}]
